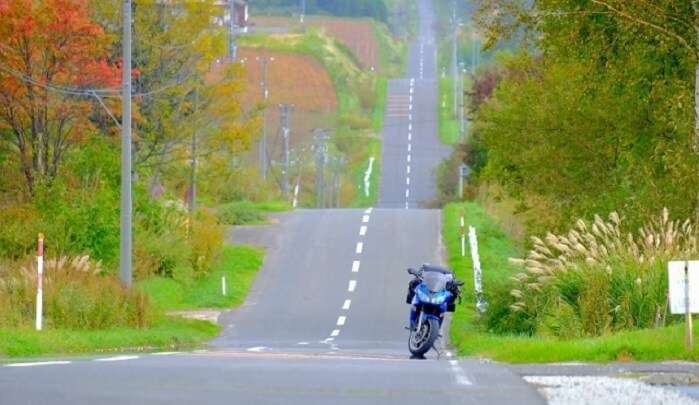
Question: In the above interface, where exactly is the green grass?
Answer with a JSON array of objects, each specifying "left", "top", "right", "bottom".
[
  {"left": 439, "top": 77, "right": 461, "bottom": 145},
  {"left": 444, "top": 202, "right": 699, "bottom": 363},
  {"left": 0, "top": 244, "right": 263, "bottom": 358},
  {"left": 218, "top": 200, "right": 291, "bottom": 225},
  {"left": 0, "top": 316, "right": 219, "bottom": 358},
  {"left": 140, "top": 245, "right": 264, "bottom": 310}
]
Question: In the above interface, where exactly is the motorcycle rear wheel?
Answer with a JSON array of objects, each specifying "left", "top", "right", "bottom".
[{"left": 408, "top": 317, "right": 439, "bottom": 357}]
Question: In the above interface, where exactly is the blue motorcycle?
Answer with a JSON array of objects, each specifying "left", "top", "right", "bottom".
[{"left": 406, "top": 265, "right": 462, "bottom": 357}]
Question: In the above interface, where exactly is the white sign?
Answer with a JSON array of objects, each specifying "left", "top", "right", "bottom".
[{"left": 668, "top": 260, "right": 699, "bottom": 314}]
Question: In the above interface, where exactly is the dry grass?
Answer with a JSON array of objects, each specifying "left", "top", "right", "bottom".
[
  {"left": 0, "top": 256, "right": 152, "bottom": 330},
  {"left": 499, "top": 208, "right": 697, "bottom": 337}
]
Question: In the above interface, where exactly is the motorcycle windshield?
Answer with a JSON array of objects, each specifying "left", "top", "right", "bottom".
[{"left": 422, "top": 271, "right": 449, "bottom": 292}]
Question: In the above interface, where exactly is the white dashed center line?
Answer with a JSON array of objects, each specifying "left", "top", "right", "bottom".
[
  {"left": 351, "top": 260, "right": 360, "bottom": 272},
  {"left": 407, "top": 155, "right": 411, "bottom": 163},
  {"left": 348, "top": 280, "right": 357, "bottom": 292},
  {"left": 362, "top": 215, "right": 370, "bottom": 223},
  {"left": 359, "top": 226, "right": 367, "bottom": 236},
  {"left": 336, "top": 316, "right": 347, "bottom": 326},
  {"left": 342, "top": 299, "right": 352, "bottom": 310},
  {"left": 405, "top": 189, "right": 410, "bottom": 198},
  {"left": 406, "top": 177, "right": 410, "bottom": 185},
  {"left": 408, "top": 144, "right": 412, "bottom": 152},
  {"left": 356, "top": 242, "right": 363, "bottom": 254},
  {"left": 331, "top": 329, "right": 341, "bottom": 337},
  {"left": 407, "top": 166, "right": 411, "bottom": 174}
]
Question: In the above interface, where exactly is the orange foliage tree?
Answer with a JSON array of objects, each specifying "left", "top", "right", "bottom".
[{"left": 0, "top": 0, "right": 120, "bottom": 194}]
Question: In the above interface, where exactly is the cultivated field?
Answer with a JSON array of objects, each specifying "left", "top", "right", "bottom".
[
  {"left": 237, "top": 47, "right": 338, "bottom": 155},
  {"left": 250, "top": 16, "right": 379, "bottom": 70}
]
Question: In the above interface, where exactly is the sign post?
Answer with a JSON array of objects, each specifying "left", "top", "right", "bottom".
[{"left": 668, "top": 260, "right": 699, "bottom": 350}]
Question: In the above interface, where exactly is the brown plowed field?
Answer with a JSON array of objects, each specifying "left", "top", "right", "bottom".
[
  {"left": 238, "top": 47, "right": 337, "bottom": 151},
  {"left": 250, "top": 16, "right": 379, "bottom": 70}
]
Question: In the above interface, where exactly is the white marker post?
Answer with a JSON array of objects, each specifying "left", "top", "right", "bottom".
[
  {"left": 35, "top": 233, "right": 44, "bottom": 331},
  {"left": 292, "top": 176, "right": 300, "bottom": 208},
  {"left": 468, "top": 226, "right": 487, "bottom": 314},
  {"left": 668, "top": 260, "right": 699, "bottom": 349},
  {"left": 459, "top": 211, "right": 466, "bottom": 257},
  {"left": 221, "top": 276, "right": 227, "bottom": 296}
]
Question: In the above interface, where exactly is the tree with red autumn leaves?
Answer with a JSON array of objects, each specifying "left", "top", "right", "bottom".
[{"left": 0, "top": 0, "right": 120, "bottom": 194}]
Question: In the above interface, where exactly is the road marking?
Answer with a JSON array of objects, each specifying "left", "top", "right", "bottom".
[
  {"left": 448, "top": 359, "right": 473, "bottom": 386},
  {"left": 409, "top": 95, "right": 413, "bottom": 103},
  {"left": 355, "top": 242, "right": 363, "bottom": 254},
  {"left": 342, "top": 299, "right": 351, "bottom": 310},
  {"left": 409, "top": 104, "right": 413, "bottom": 111},
  {"left": 94, "top": 355, "right": 139, "bottom": 362},
  {"left": 405, "top": 189, "right": 410, "bottom": 198},
  {"left": 336, "top": 316, "right": 347, "bottom": 326},
  {"left": 5, "top": 361, "right": 71, "bottom": 368},
  {"left": 408, "top": 132, "right": 412, "bottom": 141},
  {"left": 348, "top": 280, "right": 357, "bottom": 292},
  {"left": 407, "top": 154, "right": 411, "bottom": 163},
  {"left": 298, "top": 341, "right": 309, "bottom": 345},
  {"left": 322, "top": 337, "right": 335, "bottom": 343},
  {"left": 406, "top": 177, "right": 410, "bottom": 185},
  {"left": 362, "top": 215, "right": 370, "bottom": 223},
  {"left": 192, "top": 349, "right": 209, "bottom": 354},
  {"left": 407, "top": 166, "right": 411, "bottom": 174},
  {"left": 247, "top": 346, "right": 268, "bottom": 352},
  {"left": 409, "top": 114, "right": 412, "bottom": 121},
  {"left": 408, "top": 123, "right": 412, "bottom": 131},
  {"left": 331, "top": 329, "right": 341, "bottom": 337},
  {"left": 364, "top": 207, "right": 373, "bottom": 214},
  {"left": 152, "top": 351, "right": 183, "bottom": 356},
  {"left": 405, "top": 201, "right": 409, "bottom": 209},
  {"left": 351, "top": 260, "right": 360, "bottom": 272},
  {"left": 359, "top": 225, "right": 367, "bottom": 236},
  {"left": 408, "top": 144, "right": 412, "bottom": 152}
]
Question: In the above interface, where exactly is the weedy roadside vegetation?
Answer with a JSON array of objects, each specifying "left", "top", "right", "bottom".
[
  {"left": 446, "top": 203, "right": 699, "bottom": 362},
  {"left": 492, "top": 209, "right": 695, "bottom": 338}
]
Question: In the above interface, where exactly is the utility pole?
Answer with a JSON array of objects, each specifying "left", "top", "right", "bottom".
[
  {"left": 189, "top": 90, "right": 199, "bottom": 237},
  {"left": 452, "top": 0, "right": 458, "bottom": 117},
  {"left": 279, "top": 103, "right": 294, "bottom": 198},
  {"left": 331, "top": 155, "right": 345, "bottom": 208},
  {"left": 314, "top": 129, "right": 329, "bottom": 208},
  {"left": 257, "top": 56, "right": 274, "bottom": 180},
  {"left": 228, "top": 0, "right": 237, "bottom": 61},
  {"left": 459, "top": 62, "right": 465, "bottom": 140},
  {"left": 300, "top": 0, "right": 306, "bottom": 23},
  {"left": 119, "top": 0, "right": 133, "bottom": 287}
]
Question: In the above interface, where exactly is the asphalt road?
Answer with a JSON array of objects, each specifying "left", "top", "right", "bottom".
[{"left": 0, "top": 1, "right": 545, "bottom": 404}]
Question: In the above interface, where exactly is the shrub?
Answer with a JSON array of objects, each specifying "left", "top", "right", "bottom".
[
  {"left": 489, "top": 209, "right": 695, "bottom": 337},
  {"left": 218, "top": 201, "right": 265, "bottom": 225},
  {"left": 190, "top": 210, "right": 224, "bottom": 276},
  {"left": 0, "top": 256, "right": 152, "bottom": 329}
]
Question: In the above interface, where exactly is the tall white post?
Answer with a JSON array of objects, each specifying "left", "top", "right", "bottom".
[
  {"left": 119, "top": 0, "right": 133, "bottom": 287},
  {"left": 469, "top": 226, "right": 487, "bottom": 313},
  {"left": 35, "top": 233, "right": 44, "bottom": 331}
]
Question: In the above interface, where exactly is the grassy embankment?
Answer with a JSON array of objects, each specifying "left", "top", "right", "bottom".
[
  {"left": 0, "top": 245, "right": 264, "bottom": 358},
  {"left": 444, "top": 202, "right": 699, "bottom": 363}
]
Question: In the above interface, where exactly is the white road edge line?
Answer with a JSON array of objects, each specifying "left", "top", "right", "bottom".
[
  {"left": 348, "top": 280, "right": 357, "bottom": 292},
  {"left": 94, "top": 355, "right": 140, "bottom": 362},
  {"left": 336, "top": 316, "right": 346, "bottom": 326},
  {"left": 5, "top": 361, "right": 71, "bottom": 368},
  {"left": 356, "top": 242, "right": 363, "bottom": 254},
  {"left": 351, "top": 260, "right": 360, "bottom": 273},
  {"left": 150, "top": 352, "right": 181, "bottom": 356},
  {"left": 342, "top": 299, "right": 351, "bottom": 310}
]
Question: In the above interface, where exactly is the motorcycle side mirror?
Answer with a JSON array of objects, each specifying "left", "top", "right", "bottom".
[{"left": 407, "top": 268, "right": 417, "bottom": 275}]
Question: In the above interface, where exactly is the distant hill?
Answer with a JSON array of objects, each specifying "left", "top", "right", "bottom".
[{"left": 249, "top": 0, "right": 388, "bottom": 23}]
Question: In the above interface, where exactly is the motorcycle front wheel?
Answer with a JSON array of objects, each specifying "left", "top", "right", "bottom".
[{"left": 408, "top": 317, "right": 439, "bottom": 357}]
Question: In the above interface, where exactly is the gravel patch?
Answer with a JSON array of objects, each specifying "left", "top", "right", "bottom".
[{"left": 524, "top": 376, "right": 699, "bottom": 405}]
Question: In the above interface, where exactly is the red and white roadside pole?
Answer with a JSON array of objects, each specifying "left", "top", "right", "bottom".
[{"left": 35, "top": 233, "right": 44, "bottom": 331}]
